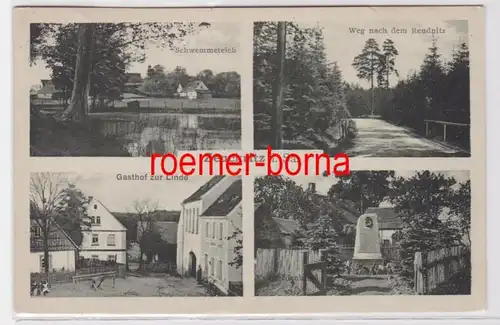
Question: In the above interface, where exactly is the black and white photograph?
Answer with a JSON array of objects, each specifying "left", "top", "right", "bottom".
[
  {"left": 254, "top": 171, "right": 471, "bottom": 296},
  {"left": 30, "top": 22, "right": 241, "bottom": 156},
  {"left": 253, "top": 20, "right": 470, "bottom": 157},
  {"left": 30, "top": 173, "right": 243, "bottom": 297}
]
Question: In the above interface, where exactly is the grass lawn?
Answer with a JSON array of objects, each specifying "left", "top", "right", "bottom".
[{"left": 37, "top": 274, "right": 208, "bottom": 297}]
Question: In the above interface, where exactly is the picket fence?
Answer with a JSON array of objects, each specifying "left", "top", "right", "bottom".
[
  {"left": 414, "top": 245, "right": 470, "bottom": 295},
  {"left": 255, "top": 248, "right": 324, "bottom": 295}
]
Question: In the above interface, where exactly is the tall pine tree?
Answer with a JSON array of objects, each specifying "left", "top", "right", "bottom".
[{"left": 377, "top": 39, "right": 399, "bottom": 88}]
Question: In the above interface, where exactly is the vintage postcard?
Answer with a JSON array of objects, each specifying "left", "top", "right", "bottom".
[{"left": 13, "top": 6, "right": 485, "bottom": 315}]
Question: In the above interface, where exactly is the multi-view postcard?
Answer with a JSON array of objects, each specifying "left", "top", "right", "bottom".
[{"left": 13, "top": 6, "right": 485, "bottom": 315}]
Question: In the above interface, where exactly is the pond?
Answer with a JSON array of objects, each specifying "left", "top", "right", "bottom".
[{"left": 94, "top": 113, "right": 241, "bottom": 156}]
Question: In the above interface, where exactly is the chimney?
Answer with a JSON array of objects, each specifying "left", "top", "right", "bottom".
[{"left": 308, "top": 182, "right": 316, "bottom": 194}]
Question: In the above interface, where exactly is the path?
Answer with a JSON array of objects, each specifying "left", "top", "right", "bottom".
[
  {"left": 343, "top": 275, "right": 392, "bottom": 295},
  {"left": 344, "top": 118, "right": 469, "bottom": 157},
  {"left": 42, "top": 274, "right": 207, "bottom": 297}
]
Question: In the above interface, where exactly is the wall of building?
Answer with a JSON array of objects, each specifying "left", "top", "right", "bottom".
[
  {"left": 29, "top": 250, "right": 76, "bottom": 273},
  {"left": 80, "top": 198, "right": 127, "bottom": 263},
  {"left": 79, "top": 250, "right": 127, "bottom": 264},
  {"left": 176, "top": 176, "right": 237, "bottom": 276}
]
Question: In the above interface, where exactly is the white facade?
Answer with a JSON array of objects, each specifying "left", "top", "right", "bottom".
[
  {"left": 176, "top": 176, "right": 238, "bottom": 278},
  {"left": 201, "top": 204, "right": 242, "bottom": 293},
  {"left": 29, "top": 250, "right": 76, "bottom": 273},
  {"left": 80, "top": 198, "right": 127, "bottom": 264}
]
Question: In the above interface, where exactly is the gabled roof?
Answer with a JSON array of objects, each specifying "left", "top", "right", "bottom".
[
  {"left": 182, "top": 175, "right": 225, "bottom": 204},
  {"left": 272, "top": 217, "right": 300, "bottom": 235},
  {"left": 364, "top": 207, "right": 403, "bottom": 229},
  {"left": 93, "top": 199, "right": 127, "bottom": 230},
  {"left": 201, "top": 179, "right": 242, "bottom": 217},
  {"left": 183, "top": 80, "right": 211, "bottom": 93},
  {"left": 30, "top": 218, "right": 78, "bottom": 253}
]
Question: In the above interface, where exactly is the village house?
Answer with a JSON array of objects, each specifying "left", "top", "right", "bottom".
[
  {"left": 176, "top": 175, "right": 242, "bottom": 294},
  {"left": 29, "top": 218, "right": 78, "bottom": 273},
  {"left": 364, "top": 207, "right": 403, "bottom": 245},
  {"left": 136, "top": 210, "right": 180, "bottom": 263},
  {"left": 177, "top": 80, "right": 212, "bottom": 100},
  {"left": 254, "top": 202, "right": 301, "bottom": 250},
  {"left": 254, "top": 182, "right": 360, "bottom": 250},
  {"left": 200, "top": 178, "right": 242, "bottom": 293},
  {"left": 79, "top": 197, "right": 128, "bottom": 264}
]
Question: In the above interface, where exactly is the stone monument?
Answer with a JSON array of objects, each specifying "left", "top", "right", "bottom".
[{"left": 353, "top": 213, "right": 383, "bottom": 266}]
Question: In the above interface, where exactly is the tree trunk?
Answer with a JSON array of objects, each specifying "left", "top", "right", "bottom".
[
  {"left": 271, "top": 22, "right": 286, "bottom": 149},
  {"left": 370, "top": 54, "right": 374, "bottom": 116},
  {"left": 43, "top": 228, "right": 50, "bottom": 274},
  {"left": 62, "top": 23, "right": 95, "bottom": 122}
]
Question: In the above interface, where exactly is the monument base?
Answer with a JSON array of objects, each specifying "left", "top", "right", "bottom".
[{"left": 352, "top": 253, "right": 384, "bottom": 268}]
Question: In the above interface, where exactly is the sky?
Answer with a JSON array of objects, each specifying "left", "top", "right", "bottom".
[
  {"left": 298, "top": 19, "right": 468, "bottom": 86},
  {"left": 66, "top": 173, "right": 213, "bottom": 213},
  {"left": 29, "top": 22, "right": 242, "bottom": 87},
  {"left": 292, "top": 170, "right": 470, "bottom": 201}
]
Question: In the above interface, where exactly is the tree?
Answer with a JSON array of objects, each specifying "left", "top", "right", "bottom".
[
  {"left": 253, "top": 22, "right": 352, "bottom": 148},
  {"left": 388, "top": 171, "right": 461, "bottom": 281},
  {"left": 132, "top": 199, "right": 159, "bottom": 269},
  {"left": 254, "top": 175, "right": 315, "bottom": 226},
  {"left": 30, "top": 173, "right": 69, "bottom": 273},
  {"left": 448, "top": 180, "right": 471, "bottom": 245},
  {"left": 31, "top": 22, "right": 211, "bottom": 120},
  {"left": 227, "top": 218, "right": 243, "bottom": 269},
  {"left": 302, "top": 215, "right": 342, "bottom": 276},
  {"left": 328, "top": 171, "right": 395, "bottom": 214},
  {"left": 419, "top": 37, "right": 446, "bottom": 120},
  {"left": 352, "top": 38, "right": 381, "bottom": 115},
  {"left": 378, "top": 39, "right": 399, "bottom": 88},
  {"left": 54, "top": 184, "right": 92, "bottom": 246}
]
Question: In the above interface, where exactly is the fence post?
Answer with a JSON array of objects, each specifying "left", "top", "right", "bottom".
[
  {"left": 320, "top": 252, "right": 327, "bottom": 293},
  {"left": 425, "top": 121, "right": 429, "bottom": 137},
  {"left": 414, "top": 251, "right": 424, "bottom": 294},
  {"left": 302, "top": 251, "right": 308, "bottom": 295},
  {"left": 443, "top": 123, "right": 447, "bottom": 142}
]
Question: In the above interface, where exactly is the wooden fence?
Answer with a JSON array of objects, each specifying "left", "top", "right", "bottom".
[
  {"left": 31, "top": 264, "right": 126, "bottom": 285},
  {"left": 255, "top": 248, "right": 325, "bottom": 295},
  {"left": 414, "top": 246, "right": 471, "bottom": 295}
]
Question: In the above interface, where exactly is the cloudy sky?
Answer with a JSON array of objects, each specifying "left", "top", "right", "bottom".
[
  {"left": 29, "top": 22, "right": 241, "bottom": 87},
  {"left": 65, "top": 173, "right": 213, "bottom": 213},
  {"left": 299, "top": 19, "right": 468, "bottom": 86}
]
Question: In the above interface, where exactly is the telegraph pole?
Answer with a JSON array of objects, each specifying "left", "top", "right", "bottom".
[{"left": 271, "top": 22, "right": 286, "bottom": 149}]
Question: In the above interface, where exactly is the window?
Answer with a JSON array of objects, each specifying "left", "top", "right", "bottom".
[
  {"left": 107, "top": 255, "right": 116, "bottom": 262},
  {"left": 92, "top": 234, "right": 99, "bottom": 245},
  {"left": 31, "top": 226, "right": 41, "bottom": 238},
  {"left": 94, "top": 204, "right": 98, "bottom": 209},
  {"left": 96, "top": 216, "right": 101, "bottom": 225},
  {"left": 212, "top": 222, "right": 216, "bottom": 238},
  {"left": 211, "top": 257, "right": 215, "bottom": 275},
  {"left": 219, "top": 223, "right": 223, "bottom": 240},
  {"left": 90, "top": 216, "right": 95, "bottom": 224},
  {"left": 91, "top": 255, "right": 99, "bottom": 261},
  {"left": 217, "top": 260, "right": 223, "bottom": 280},
  {"left": 206, "top": 221, "right": 209, "bottom": 237},
  {"left": 195, "top": 216, "right": 199, "bottom": 234},
  {"left": 107, "top": 234, "right": 116, "bottom": 246}
]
